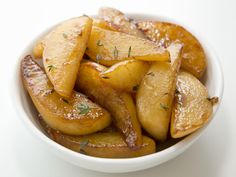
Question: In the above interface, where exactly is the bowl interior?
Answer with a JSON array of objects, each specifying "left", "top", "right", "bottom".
[{"left": 13, "top": 13, "right": 224, "bottom": 173}]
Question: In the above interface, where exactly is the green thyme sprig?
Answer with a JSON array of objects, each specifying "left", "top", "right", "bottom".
[
  {"left": 77, "top": 103, "right": 90, "bottom": 115},
  {"left": 113, "top": 46, "right": 119, "bottom": 58},
  {"left": 128, "top": 46, "right": 132, "bottom": 57},
  {"left": 47, "top": 65, "right": 56, "bottom": 72},
  {"left": 160, "top": 103, "right": 169, "bottom": 111},
  {"left": 96, "top": 40, "right": 103, "bottom": 46},
  {"left": 62, "top": 33, "right": 68, "bottom": 39}
]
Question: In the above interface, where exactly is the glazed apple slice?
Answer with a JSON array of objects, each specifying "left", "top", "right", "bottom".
[
  {"left": 86, "top": 26, "right": 169, "bottom": 66},
  {"left": 100, "top": 60, "right": 150, "bottom": 93},
  {"left": 21, "top": 55, "right": 111, "bottom": 135},
  {"left": 41, "top": 119, "right": 156, "bottom": 158},
  {"left": 137, "top": 21, "right": 206, "bottom": 78},
  {"left": 43, "top": 16, "right": 92, "bottom": 98},
  {"left": 47, "top": 127, "right": 156, "bottom": 158},
  {"left": 170, "top": 71, "right": 216, "bottom": 138}
]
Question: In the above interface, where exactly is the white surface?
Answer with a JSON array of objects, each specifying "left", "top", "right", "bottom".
[{"left": 0, "top": 0, "right": 235, "bottom": 176}]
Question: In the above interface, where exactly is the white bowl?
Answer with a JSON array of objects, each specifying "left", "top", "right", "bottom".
[{"left": 12, "top": 13, "right": 224, "bottom": 173}]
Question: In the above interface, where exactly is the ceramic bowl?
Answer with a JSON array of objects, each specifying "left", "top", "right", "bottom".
[{"left": 12, "top": 13, "right": 224, "bottom": 173}]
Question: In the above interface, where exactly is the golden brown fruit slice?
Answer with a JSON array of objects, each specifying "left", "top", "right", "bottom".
[
  {"left": 21, "top": 55, "right": 111, "bottom": 135},
  {"left": 76, "top": 61, "right": 142, "bottom": 148},
  {"left": 170, "top": 71, "right": 214, "bottom": 138},
  {"left": 48, "top": 129, "right": 156, "bottom": 158},
  {"left": 43, "top": 16, "right": 93, "bottom": 98},
  {"left": 136, "top": 43, "right": 183, "bottom": 141},
  {"left": 86, "top": 26, "right": 169, "bottom": 66},
  {"left": 137, "top": 21, "right": 206, "bottom": 78},
  {"left": 98, "top": 7, "right": 145, "bottom": 38},
  {"left": 100, "top": 60, "right": 150, "bottom": 92}
]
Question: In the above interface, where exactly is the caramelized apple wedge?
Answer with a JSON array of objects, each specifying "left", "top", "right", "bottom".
[
  {"left": 43, "top": 16, "right": 92, "bottom": 98},
  {"left": 86, "top": 27, "right": 169, "bottom": 66},
  {"left": 136, "top": 42, "right": 183, "bottom": 141},
  {"left": 47, "top": 129, "right": 156, "bottom": 158},
  {"left": 21, "top": 55, "right": 111, "bottom": 135},
  {"left": 100, "top": 60, "right": 150, "bottom": 92},
  {"left": 76, "top": 61, "right": 142, "bottom": 148},
  {"left": 137, "top": 21, "right": 206, "bottom": 78},
  {"left": 98, "top": 7, "right": 145, "bottom": 38},
  {"left": 170, "top": 71, "right": 216, "bottom": 138}
]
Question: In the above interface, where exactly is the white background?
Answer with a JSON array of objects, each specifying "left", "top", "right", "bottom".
[{"left": 0, "top": 0, "right": 235, "bottom": 176}]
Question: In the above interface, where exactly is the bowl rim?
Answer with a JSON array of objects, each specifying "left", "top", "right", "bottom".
[{"left": 11, "top": 12, "right": 224, "bottom": 170}]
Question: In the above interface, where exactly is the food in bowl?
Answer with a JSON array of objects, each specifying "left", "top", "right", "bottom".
[{"left": 21, "top": 7, "right": 218, "bottom": 158}]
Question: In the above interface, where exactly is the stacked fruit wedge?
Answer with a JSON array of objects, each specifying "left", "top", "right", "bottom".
[{"left": 22, "top": 7, "right": 218, "bottom": 158}]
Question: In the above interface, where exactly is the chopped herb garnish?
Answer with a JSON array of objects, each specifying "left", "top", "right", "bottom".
[
  {"left": 129, "top": 18, "right": 134, "bottom": 22},
  {"left": 147, "top": 72, "right": 155, "bottom": 76},
  {"left": 80, "top": 140, "right": 89, "bottom": 149},
  {"left": 96, "top": 40, "right": 103, "bottom": 46},
  {"left": 133, "top": 85, "right": 139, "bottom": 91},
  {"left": 77, "top": 103, "right": 90, "bottom": 115},
  {"left": 160, "top": 103, "right": 169, "bottom": 111},
  {"left": 86, "top": 47, "right": 89, "bottom": 51},
  {"left": 128, "top": 46, "right": 132, "bottom": 57},
  {"left": 61, "top": 97, "right": 69, "bottom": 104},
  {"left": 79, "top": 140, "right": 89, "bottom": 154},
  {"left": 207, "top": 97, "right": 219, "bottom": 105},
  {"left": 113, "top": 46, "right": 119, "bottom": 58},
  {"left": 96, "top": 54, "right": 102, "bottom": 63},
  {"left": 47, "top": 65, "right": 56, "bottom": 72},
  {"left": 101, "top": 76, "right": 109, "bottom": 79},
  {"left": 62, "top": 33, "right": 68, "bottom": 39}
]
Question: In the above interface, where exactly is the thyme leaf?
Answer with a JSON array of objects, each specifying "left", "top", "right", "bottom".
[
  {"left": 147, "top": 72, "right": 155, "bottom": 76},
  {"left": 80, "top": 140, "right": 89, "bottom": 149},
  {"left": 101, "top": 76, "right": 109, "bottom": 79},
  {"left": 207, "top": 97, "right": 219, "bottom": 105},
  {"left": 128, "top": 46, "right": 132, "bottom": 57},
  {"left": 77, "top": 103, "right": 90, "bottom": 115},
  {"left": 47, "top": 65, "right": 56, "bottom": 72},
  {"left": 96, "top": 40, "right": 103, "bottom": 46},
  {"left": 113, "top": 46, "right": 119, "bottom": 58},
  {"left": 61, "top": 97, "right": 69, "bottom": 104},
  {"left": 62, "top": 33, "right": 68, "bottom": 39},
  {"left": 160, "top": 103, "right": 169, "bottom": 111}
]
